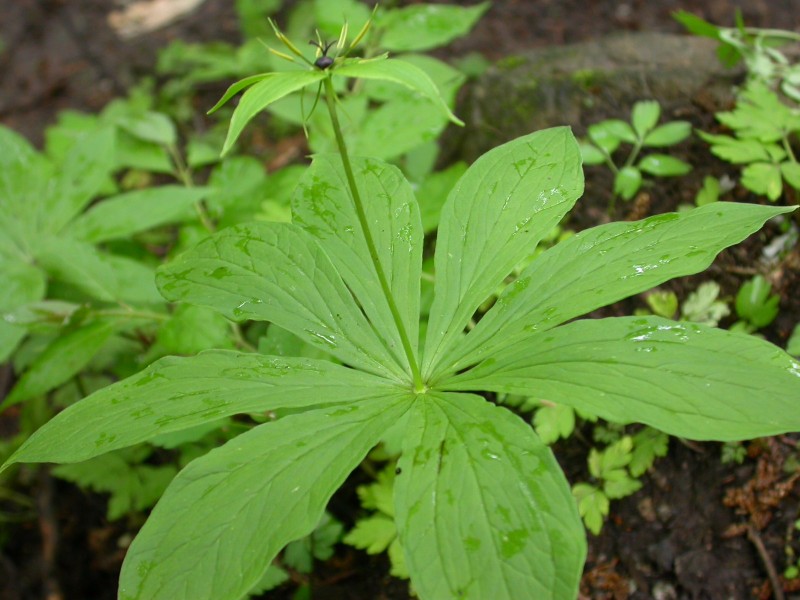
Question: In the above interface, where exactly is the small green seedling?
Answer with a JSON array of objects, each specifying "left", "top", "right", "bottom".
[
  {"left": 243, "top": 512, "right": 344, "bottom": 597},
  {"left": 681, "top": 281, "right": 731, "bottom": 326},
  {"left": 784, "top": 519, "right": 800, "bottom": 579},
  {"left": 643, "top": 281, "right": 730, "bottom": 326},
  {"left": 532, "top": 401, "right": 579, "bottom": 445},
  {"left": 721, "top": 441, "right": 748, "bottom": 465},
  {"left": 731, "top": 274, "right": 780, "bottom": 333},
  {"left": 572, "top": 429, "right": 668, "bottom": 534},
  {"left": 52, "top": 446, "right": 177, "bottom": 521},
  {"left": 674, "top": 10, "right": 800, "bottom": 101},
  {"left": 343, "top": 464, "right": 408, "bottom": 578},
  {"left": 699, "top": 82, "right": 800, "bottom": 202},
  {"left": 643, "top": 290, "right": 680, "bottom": 320},
  {"left": 645, "top": 275, "right": 779, "bottom": 338},
  {"left": 695, "top": 175, "right": 722, "bottom": 206},
  {"left": 580, "top": 100, "right": 692, "bottom": 209},
  {"left": 495, "top": 391, "right": 591, "bottom": 447}
]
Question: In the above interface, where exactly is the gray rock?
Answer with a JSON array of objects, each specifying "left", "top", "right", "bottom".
[{"left": 458, "top": 32, "right": 742, "bottom": 161}]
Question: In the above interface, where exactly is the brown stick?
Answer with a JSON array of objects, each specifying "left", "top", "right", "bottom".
[
  {"left": 747, "top": 524, "right": 785, "bottom": 600},
  {"left": 37, "top": 470, "right": 64, "bottom": 600}
]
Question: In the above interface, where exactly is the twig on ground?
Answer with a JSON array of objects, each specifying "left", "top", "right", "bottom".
[
  {"left": 37, "top": 470, "right": 64, "bottom": 600},
  {"left": 747, "top": 523, "right": 785, "bottom": 600}
]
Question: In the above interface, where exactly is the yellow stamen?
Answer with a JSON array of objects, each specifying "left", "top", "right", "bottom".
[
  {"left": 337, "top": 22, "right": 349, "bottom": 52},
  {"left": 350, "top": 5, "right": 378, "bottom": 50},
  {"left": 268, "top": 47, "right": 296, "bottom": 63}
]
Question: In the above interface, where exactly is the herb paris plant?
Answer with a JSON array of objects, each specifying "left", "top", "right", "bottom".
[
  {"left": 4, "top": 23, "right": 800, "bottom": 600},
  {"left": 699, "top": 81, "right": 800, "bottom": 202},
  {"left": 579, "top": 99, "right": 692, "bottom": 209},
  {"left": 674, "top": 10, "right": 800, "bottom": 101}
]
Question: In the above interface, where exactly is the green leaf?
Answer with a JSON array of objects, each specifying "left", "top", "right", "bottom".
[
  {"left": 207, "top": 73, "right": 273, "bottom": 114},
  {"left": 579, "top": 142, "right": 606, "bottom": 165},
  {"left": 787, "top": 323, "right": 800, "bottom": 356},
  {"left": 45, "top": 111, "right": 103, "bottom": 161},
  {"left": 446, "top": 315, "right": 800, "bottom": 441},
  {"left": 258, "top": 325, "right": 328, "bottom": 360},
  {"left": 36, "top": 237, "right": 161, "bottom": 304},
  {"left": 781, "top": 161, "right": 800, "bottom": 190},
  {"left": 334, "top": 58, "right": 464, "bottom": 126},
  {"left": 395, "top": 392, "right": 585, "bottom": 599},
  {"left": 149, "top": 419, "right": 230, "bottom": 450},
  {"left": 646, "top": 290, "right": 678, "bottom": 319},
  {"left": 417, "top": 162, "right": 468, "bottom": 233},
  {"left": 598, "top": 119, "right": 637, "bottom": 144},
  {"left": 52, "top": 450, "right": 177, "bottom": 520},
  {"left": 742, "top": 162, "right": 783, "bottom": 200},
  {"left": 681, "top": 281, "right": 730, "bottom": 326},
  {"left": 0, "top": 125, "right": 116, "bottom": 252},
  {"left": 593, "top": 436, "right": 633, "bottom": 475},
  {"left": 572, "top": 483, "right": 608, "bottom": 535},
  {"left": 716, "top": 82, "right": 799, "bottom": 142},
  {"left": 629, "top": 428, "right": 668, "bottom": 477},
  {"left": 207, "top": 156, "right": 272, "bottom": 227},
  {"left": 344, "top": 515, "right": 397, "bottom": 554},
  {"left": 113, "top": 111, "right": 176, "bottom": 146},
  {"left": 0, "top": 125, "right": 47, "bottom": 206},
  {"left": 400, "top": 140, "right": 439, "bottom": 183},
  {"left": 736, "top": 275, "right": 779, "bottom": 328},
  {"left": 354, "top": 95, "right": 450, "bottom": 160},
  {"left": 46, "top": 126, "right": 118, "bottom": 234},
  {"left": 0, "top": 259, "right": 46, "bottom": 361},
  {"left": 603, "top": 472, "right": 641, "bottom": 499},
  {"left": 284, "top": 512, "right": 344, "bottom": 573},
  {"left": 357, "top": 464, "right": 395, "bottom": 516},
  {"left": 245, "top": 565, "right": 290, "bottom": 597},
  {"left": 643, "top": 121, "right": 692, "bottom": 147},
  {"left": 114, "top": 131, "right": 173, "bottom": 173},
  {"left": 378, "top": 2, "right": 490, "bottom": 52},
  {"left": 614, "top": 166, "right": 642, "bottom": 200},
  {"left": 716, "top": 42, "right": 742, "bottom": 68},
  {"left": 186, "top": 137, "right": 223, "bottom": 168},
  {"left": 587, "top": 121, "right": 622, "bottom": 152},
  {"left": 699, "top": 132, "right": 776, "bottom": 164},
  {"left": 441, "top": 203, "right": 793, "bottom": 375},
  {"left": 2, "top": 351, "right": 400, "bottom": 469},
  {"left": 1, "top": 320, "right": 118, "bottom": 411},
  {"left": 152, "top": 305, "right": 233, "bottom": 359},
  {"left": 117, "top": 395, "right": 411, "bottom": 600},
  {"left": 302, "top": 93, "right": 368, "bottom": 155},
  {"left": 68, "top": 186, "right": 208, "bottom": 243},
  {"left": 314, "top": 0, "right": 370, "bottom": 39},
  {"left": 533, "top": 402, "right": 576, "bottom": 445},
  {"left": 5, "top": 301, "right": 81, "bottom": 332},
  {"left": 388, "top": 537, "right": 409, "bottom": 578},
  {"left": 156, "top": 221, "right": 406, "bottom": 379},
  {"left": 221, "top": 71, "right": 327, "bottom": 155},
  {"left": 423, "top": 127, "right": 584, "bottom": 378},
  {"left": 292, "top": 155, "right": 422, "bottom": 372},
  {"left": 363, "top": 54, "right": 464, "bottom": 105},
  {"left": 631, "top": 100, "right": 661, "bottom": 138},
  {"left": 672, "top": 10, "right": 722, "bottom": 40},
  {"left": 695, "top": 175, "right": 721, "bottom": 206},
  {"left": 638, "top": 154, "right": 692, "bottom": 177}
]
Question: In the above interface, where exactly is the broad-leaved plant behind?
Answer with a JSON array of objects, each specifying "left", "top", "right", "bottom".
[{"left": 4, "top": 21, "right": 800, "bottom": 600}]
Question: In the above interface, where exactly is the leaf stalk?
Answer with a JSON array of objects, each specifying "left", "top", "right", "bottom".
[{"left": 322, "top": 75, "right": 426, "bottom": 392}]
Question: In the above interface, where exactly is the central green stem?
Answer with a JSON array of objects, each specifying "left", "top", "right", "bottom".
[{"left": 322, "top": 76, "right": 425, "bottom": 392}]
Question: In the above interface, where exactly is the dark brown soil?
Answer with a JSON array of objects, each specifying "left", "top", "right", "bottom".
[{"left": 2, "top": 1, "right": 800, "bottom": 599}]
